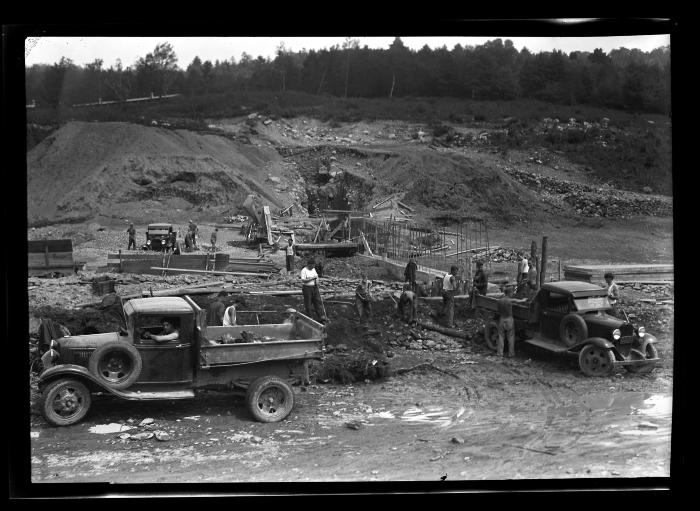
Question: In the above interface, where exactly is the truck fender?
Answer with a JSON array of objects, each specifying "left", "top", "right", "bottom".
[
  {"left": 569, "top": 337, "right": 615, "bottom": 353},
  {"left": 38, "top": 364, "right": 126, "bottom": 397},
  {"left": 639, "top": 333, "right": 658, "bottom": 352}
]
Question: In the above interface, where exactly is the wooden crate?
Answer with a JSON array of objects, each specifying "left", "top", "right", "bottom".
[{"left": 28, "top": 239, "right": 75, "bottom": 276}]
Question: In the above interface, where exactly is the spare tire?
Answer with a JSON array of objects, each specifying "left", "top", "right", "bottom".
[
  {"left": 559, "top": 314, "right": 588, "bottom": 347},
  {"left": 88, "top": 341, "right": 142, "bottom": 390}
]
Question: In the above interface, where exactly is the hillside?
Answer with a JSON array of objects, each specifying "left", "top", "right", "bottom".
[{"left": 26, "top": 99, "right": 673, "bottom": 229}]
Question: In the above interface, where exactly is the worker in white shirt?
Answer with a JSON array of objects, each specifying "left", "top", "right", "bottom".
[{"left": 300, "top": 259, "right": 326, "bottom": 323}]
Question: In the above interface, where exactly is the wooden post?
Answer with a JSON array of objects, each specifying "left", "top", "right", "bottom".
[
  {"left": 530, "top": 239, "right": 539, "bottom": 290},
  {"left": 119, "top": 250, "right": 122, "bottom": 273},
  {"left": 44, "top": 244, "right": 50, "bottom": 268},
  {"left": 540, "top": 236, "right": 548, "bottom": 286},
  {"left": 558, "top": 259, "right": 562, "bottom": 281},
  {"left": 466, "top": 253, "right": 473, "bottom": 295}
]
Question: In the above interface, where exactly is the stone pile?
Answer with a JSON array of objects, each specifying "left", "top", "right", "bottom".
[{"left": 503, "top": 167, "right": 672, "bottom": 218}]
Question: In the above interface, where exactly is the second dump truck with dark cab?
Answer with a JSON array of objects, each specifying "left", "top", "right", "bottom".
[
  {"left": 38, "top": 296, "right": 325, "bottom": 426},
  {"left": 475, "top": 281, "right": 660, "bottom": 376}
]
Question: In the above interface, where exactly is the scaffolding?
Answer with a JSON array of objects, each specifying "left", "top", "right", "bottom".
[{"left": 350, "top": 217, "right": 491, "bottom": 289}]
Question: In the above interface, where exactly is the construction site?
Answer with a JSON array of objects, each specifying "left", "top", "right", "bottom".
[{"left": 26, "top": 105, "right": 674, "bottom": 484}]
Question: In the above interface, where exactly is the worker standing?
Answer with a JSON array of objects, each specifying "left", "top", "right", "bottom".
[
  {"left": 184, "top": 231, "right": 193, "bottom": 252},
  {"left": 127, "top": 224, "right": 136, "bottom": 250},
  {"left": 300, "top": 259, "right": 326, "bottom": 323},
  {"left": 206, "top": 291, "right": 227, "bottom": 326},
  {"left": 404, "top": 255, "right": 418, "bottom": 293},
  {"left": 223, "top": 301, "right": 237, "bottom": 326},
  {"left": 604, "top": 272, "right": 620, "bottom": 316},
  {"left": 210, "top": 228, "right": 218, "bottom": 251},
  {"left": 497, "top": 285, "right": 528, "bottom": 358},
  {"left": 285, "top": 237, "right": 295, "bottom": 273},
  {"left": 517, "top": 252, "right": 529, "bottom": 286},
  {"left": 442, "top": 265, "right": 459, "bottom": 328},
  {"left": 189, "top": 220, "right": 199, "bottom": 250},
  {"left": 354, "top": 275, "right": 373, "bottom": 325}
]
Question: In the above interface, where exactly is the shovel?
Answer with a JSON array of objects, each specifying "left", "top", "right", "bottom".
[{"left": 315, "top": 277, "right": 329, "bottom": 325}]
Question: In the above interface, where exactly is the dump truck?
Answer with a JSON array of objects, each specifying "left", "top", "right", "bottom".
[
  {"left": 38, "top": 296, "right": 325, "bottom": 426},
  {"left": 474, "top": 281, "right": 660, "bottom": 376},
  {"left": 143, "top": 223, "right": 179, "bottom": 253}
]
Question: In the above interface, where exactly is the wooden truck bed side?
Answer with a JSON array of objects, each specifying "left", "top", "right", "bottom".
[{"left": 474, "top": 293, "right": 531, "bottom": 321}]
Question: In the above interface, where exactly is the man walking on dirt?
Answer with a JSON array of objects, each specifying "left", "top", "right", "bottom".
[
  {"left": 404, "top": 255, "right": 418, "bottom": 293},
  {"left": 354, "top": 275, "right": 373, "bottom": 325},
  {"left": 285, "top": 238, "right": 295, "bottom": 273},
  {"left": 189, "top": 220, "right": 198, "bottom": 250},
  {"left": 300, "top": 259, "right": 326, "bottom": 324},
  {"left": 442, "top": 266, "right": 459, "bottom": 328},
  {"left": 497, "top": 285, "right": 528, "bottom": 358},
  {"left": 127, "top": 224, "right": 136, "bottom": 250}
]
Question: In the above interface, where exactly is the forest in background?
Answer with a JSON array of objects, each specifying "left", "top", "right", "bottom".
[{"left": 25, "top": 37, "right": 671, "bottom": 115}]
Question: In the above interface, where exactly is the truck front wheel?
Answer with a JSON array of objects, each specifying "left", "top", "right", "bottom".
[
  {"left": 41, "top": 378, "right": 92, "bottom": 426},
  {"left": 246, "top": 376, "right": 294, "bottom": 423}
]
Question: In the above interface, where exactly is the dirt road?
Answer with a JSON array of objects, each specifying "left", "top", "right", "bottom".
[{"left": 30, "top": 339, "right": 672, "bottom": 483}]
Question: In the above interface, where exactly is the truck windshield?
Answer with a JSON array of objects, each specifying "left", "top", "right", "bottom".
[{"left": 574, "top": 296, "right": 611, "bottom": 312}]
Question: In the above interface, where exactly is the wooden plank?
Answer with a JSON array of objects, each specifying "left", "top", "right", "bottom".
[
  {"left": 150, "top": 267, "right": 272, "bottom": 277},
  {"left": 28, "top": 239, "right": 72, "bottom": 253}
]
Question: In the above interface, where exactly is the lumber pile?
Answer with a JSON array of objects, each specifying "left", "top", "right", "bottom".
[
  {"left": 28, "top": 239, "right": 75, "bottom": 277},
  {"left": 563, "top": 264, "right": 674, "bottom": 284}
]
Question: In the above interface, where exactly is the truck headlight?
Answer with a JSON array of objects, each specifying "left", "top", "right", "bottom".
[
  {"left": 613, "top": 329, "right": 621, "bottom": 340},
  {"left": 637, "top": 326, "right": 646, "bottom": 338},
  {"left": 146, "top": 240, "right": 151, "bottom": 245}
]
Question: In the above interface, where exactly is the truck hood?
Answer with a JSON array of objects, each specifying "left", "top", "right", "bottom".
[
  {"left": 58, "top": 332, "right": 122, "bottom": 349},
  {"left": 582, "top": 313, "right": 627, "bottom": 330}
]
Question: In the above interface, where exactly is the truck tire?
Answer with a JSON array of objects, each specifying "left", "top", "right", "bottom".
[
  {"left": 246, "top": 375, "right": 294, "bottom": 423},
  {"left": 88, "top": 341, "right": 142, "bottom": 390},
  {"left": 578, "top": 344, "right": 615, "bottom": 377},
  {"left": 41, "top": 378, "right": 92, "bottom": 426},
  {"left": 485, "top": 321, "right": 499, "bottom": 351},
  {"left": 559, "top": 314, "right": 588, "bottom": 347}
]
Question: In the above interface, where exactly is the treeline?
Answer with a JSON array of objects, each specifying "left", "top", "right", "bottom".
[{"left": 25, "top": 38, "right": 671, "bottom": 114}]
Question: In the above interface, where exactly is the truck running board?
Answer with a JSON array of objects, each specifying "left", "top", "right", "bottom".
[{"left": 116, "top": 389, "right": 195, "bottom": 400}]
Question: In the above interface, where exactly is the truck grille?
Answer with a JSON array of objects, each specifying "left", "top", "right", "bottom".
[{"left": 620, "top": 324, "right": 634, "bottom": 336}]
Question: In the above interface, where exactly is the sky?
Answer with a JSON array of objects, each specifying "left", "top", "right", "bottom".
[{"left": 25, "top": 35, "right": 671, "bottom": 68}]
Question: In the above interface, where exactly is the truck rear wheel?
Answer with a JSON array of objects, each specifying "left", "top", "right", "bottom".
[
  {"left": 246, "top": 376, "right": 294, "bottom": 423},
  {"left": 485, "top": 321, "right": 499, "bottom": 351},
  {"left": 88, "top": 341, "right": 142, "bottom": 390},
  {"left": 41, "top": 378, "right": 92, "bottom": 426}
]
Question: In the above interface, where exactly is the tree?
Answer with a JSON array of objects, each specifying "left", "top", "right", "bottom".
[
  {"left": 135, "top": 42, "right": 179, "bottom": 96},
  {"left": 42, "top": 57, "right": 75, "bottom": 108},
  {"left": 104, "top": 59, "right": 133, "bottom": 104}
]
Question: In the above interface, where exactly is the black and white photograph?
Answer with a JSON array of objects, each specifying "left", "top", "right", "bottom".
[{"left": 12, "top": 20, "right": 677, "bottom": 494}]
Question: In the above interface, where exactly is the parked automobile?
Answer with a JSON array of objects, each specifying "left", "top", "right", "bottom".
[
  {"left": 474, "top": 281, "right": 659, "bottom": 376},
  {"left": 143, "top": 223, "right": 179, "bottom": 252},
  {"left": 38, "top": 296, "right": 325, "bottom": 426}
]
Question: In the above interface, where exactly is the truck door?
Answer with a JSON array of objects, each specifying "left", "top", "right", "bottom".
[{"left": 133, "top": 314, "right": 194, "bottom": 385}]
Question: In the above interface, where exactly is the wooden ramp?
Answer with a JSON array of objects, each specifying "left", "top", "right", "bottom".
[
  {"left": 563, "top": 264, "right": 674, "bottom": 284},
  {"left": 28, "top": 239, "right": 75, "bottom": 277}
]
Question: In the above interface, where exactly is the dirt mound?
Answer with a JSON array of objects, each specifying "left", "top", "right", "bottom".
[
  {"left": 26, "top": 122, "right": 288, "bottom": 226},
  {"left": 369, "top": 148, "right": 548, "bottom": 223}
]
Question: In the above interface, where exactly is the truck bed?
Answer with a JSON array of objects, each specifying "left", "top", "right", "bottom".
[
  {"left": 199, "top": 313, "right": 325, "bottom": 368},
  {"left": 473, "top": 293, "right": 531, "bottom": 321}
]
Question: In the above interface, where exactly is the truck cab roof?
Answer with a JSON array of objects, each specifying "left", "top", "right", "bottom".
[
  {"left": 540, "top": 281, "right": 607, "bottom": 298},
  {"left": 124, "top": 297, "right": 193, "bottom": 315}
]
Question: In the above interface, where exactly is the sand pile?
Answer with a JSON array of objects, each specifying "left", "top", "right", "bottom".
[{"left": 27, "top": 122, "right": 288, "bottom": 226}]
